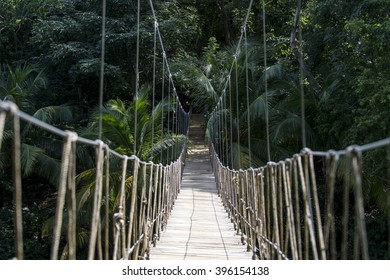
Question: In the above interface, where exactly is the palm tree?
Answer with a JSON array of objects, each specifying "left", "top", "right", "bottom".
[
  {"left": 42, "top": 85, "right": 187, "bottom": 259},
  {"left": 82, "top": 85, "right": 186, "bottom": 163},
  {"left": 0, "top": 64, "right": 74, "bottom": 185},
  {"left": 175, "top": 38, "right": 317, "bottom": 169}
]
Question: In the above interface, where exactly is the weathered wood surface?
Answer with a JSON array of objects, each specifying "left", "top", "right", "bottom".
[{"left": 150, "top": 114, "right": 252, "bottom": 260}]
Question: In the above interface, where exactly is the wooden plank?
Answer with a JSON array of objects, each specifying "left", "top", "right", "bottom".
[{"left": 150, "top": 114, "right": 252, "bottom": 260}]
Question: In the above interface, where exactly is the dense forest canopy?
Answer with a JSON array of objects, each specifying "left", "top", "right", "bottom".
[{"left": 0, "top": 0, "right": 389, "bottom": 259}]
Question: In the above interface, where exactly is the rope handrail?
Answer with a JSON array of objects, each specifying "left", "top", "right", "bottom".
[
  {"left": 0, "top": 100, "right": 190, "bottom": 260},
  {"left": 206, "top": 0, "right": 389, "bottom": 261},
  {"left": 211, "top": 135, "right": 390, "bottom": 260}
]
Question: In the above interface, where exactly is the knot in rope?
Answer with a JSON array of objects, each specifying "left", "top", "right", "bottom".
[
  {"left": 113, "top": 212, "right": 124, "bottom": 231},
  {"left": 5, "top": 101, "right": 19, "bottom": 116},
  {"left": 346, "top": 145, "right": 362, "bottom": 157},
  {"left": 95, "top": 139, "right": 105, "bottom": 149},
  {"left": 300, "top": 147, "right": 313, "bottom": 155},
  {"left": 65, "top": 131, "right": 78, "bottom": 142},
  {"left": 267, "top": 161, "right": 277, "bottom": 167},
  {"left": 326, "top": 149, "right": 339, "bottom": 160}
]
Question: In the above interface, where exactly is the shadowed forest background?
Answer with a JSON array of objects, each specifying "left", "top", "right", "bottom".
[{"left": 0, "top": 0, "right": 389, "bottom": 259}]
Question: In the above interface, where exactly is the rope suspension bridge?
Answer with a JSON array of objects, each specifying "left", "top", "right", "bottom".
[{"left": 1, "top": 0, "right": 389, "bottom": 261}]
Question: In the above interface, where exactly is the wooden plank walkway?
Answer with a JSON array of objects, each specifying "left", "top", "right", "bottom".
[{"left": 150, "top": 114, "right": 252, "bottom": 260}]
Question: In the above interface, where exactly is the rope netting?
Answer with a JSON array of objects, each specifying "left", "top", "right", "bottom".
[
  {"left": 0, "top": 100, "right": 189, "bottom": 260},
  {"left": 211, "top": 139, "right": 390, "bottom": 260},
  {"left": 209, "top": 0, "right": 390, "bottom": 260},
  {"left": 0, "top": 0, "right": 190, "bottom": 260}
]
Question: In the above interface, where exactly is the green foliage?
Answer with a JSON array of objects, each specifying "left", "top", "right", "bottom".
[
  {"left": 306, "top": 0, "right": 390, "bottom": 149},
  {"left": 0, "top": 64, "right": 74, "bottom": 186},
  {"left": 0, "top": 64, "right": 47, "bottom": 111},
  {"left": 0, "top": 0, "right": 389, "bottom": 259},
  {"left": 0, "top": 203, "right": 52, "bottom": 260}
]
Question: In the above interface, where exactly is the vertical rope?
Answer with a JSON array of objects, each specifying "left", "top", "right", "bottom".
[
  {"left": 151, "top": 165, "right": 160, "bottom": 246},
  {"left": 151, "top": 20, "right": 158, "bottom": 151},
  {"left": 341, "top": 155, "right": 351, "bottom": 259},
  {"left": 134, "top": 0, "right": 141, "bottom": 155},
  {"left": 160, "top": 53, "right": 166, "bottom": 162},
  {"left": 297, "top": 155, "right": 318, "bottom": 259},
  {"left": 112, "top": 157, "right": 127, "bottom": 260},
  {"left": 387, "top": 145, "right": 390, "bottom": 259},
  {"left": 262, "top": 0, "right": 271, "bottom": 162},
  {"left": 258, "top": 169, "right": 267, "bottom": 259},
  {"left": 50, "top": 132, "right": 75, "bottom": 260},
  {"left": 171, "top": 90, "right": 176, "bottom": 161},
  {"left": 88, "top": 141, "right": 105, "bottom": 260},
  {"left": 223, "top": 92, "right": 229, "bottom": 166},
  {"left": 104, "top": 146, "right": 110, "bottom": 260},
  {"left": 127, "top": 158, "right": 139, "bottom": 259},
  {"left": 277, "top": 164, "right": 284, "bottom": 251},
  {"left": 9, "top": 104, "right": 24, "bottom": 260},
  {"left": 270, "top": 164, "right": 281, "bottom": 259},
  {"left": 156, "top": 164, "right": 164, "bottom": 239},
  {"left": 293, "top": 158, "right": 302, "bottom": 259},
  {"left": 0, "top": 111, "right": 6, "bottom": 150},
  {"left": 174, "top": 96, "right": 179, "bottom": 159},
  {"left": 167, "top": 75, "right": 172, "bottom": 162},
  {"left": 229, "top": 76, "right": 233, "bottom": 168},
  {"left": 134, "top": 163, "right": 147, "bottom": 259},
  {"left": 244, "top": 26, "right": 252, "bottom": 166},
  {"left": 349, "top": 147, "right": 369, "bottom": 259},
  {"left": 144, "top": 164, "right": 154, "bottom": 258},
  {"left": 298, "top": 0, "right": 306, "bottom": 148},
  {"left": 250, "top": 169, "right": 258, "bottom": 259},
  {"left": 67, "top": 140, "right": 77, "bottom": 260},
  {"left": 98, "top": 0, "right": 106, "bottom": 140},
  {"left": 324, "top": 152, "right": 338, "bottom": 259},
  {"left": 235, "top": 57, "right": 241, "bottom": 169},
  {"left": 284, "top": 160, "right": 298, "bottom": 259},
  {"left": 265, "top": 166, "right": 271, "bottom": 257},
  {"left": 307, "top": 150, "right": 326, "bottom": 259},
  {"left": 220, "top": 100, "right": 223, "bottom": 161}
]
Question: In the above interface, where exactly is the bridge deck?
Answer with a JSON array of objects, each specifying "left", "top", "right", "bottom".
[{"left": 150, "top": 114, "right": 252, "bottom": 260}]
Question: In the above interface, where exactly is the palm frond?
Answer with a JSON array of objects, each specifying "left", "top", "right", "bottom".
[
  {"left": 20, "top": 143, "right": 45, "bottom": 177},
  {"left": 270, "top": 112, "right": 302, "bottom": 145},
  {"left": 172, "top": 61, "right": 218, "bottom": 112},
  {"left": 35, "top": 153, "right": 62, "bottom": 186},
  {"left": 32, "top": 105, "right": 73, "bottom": 125},
  {"left": 146, "top": 134, "right": 187, "bottom": 163},
  {"left": 229, "top": 142, "right": 263, "bottom": 169}
]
